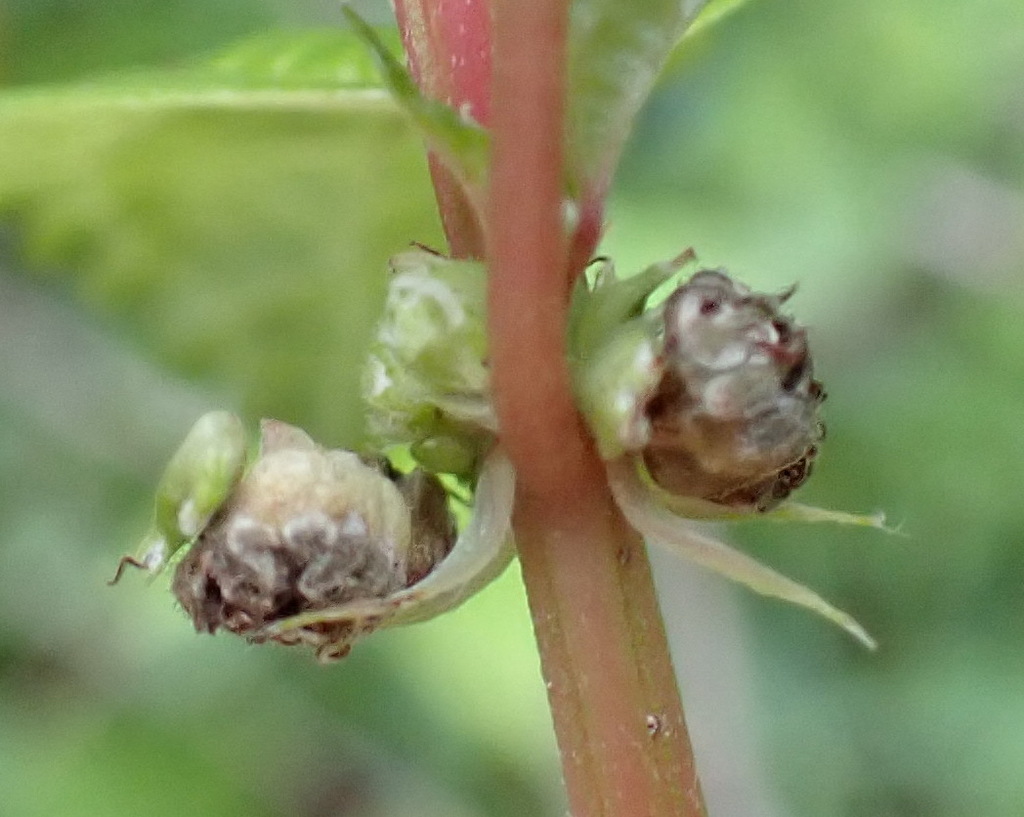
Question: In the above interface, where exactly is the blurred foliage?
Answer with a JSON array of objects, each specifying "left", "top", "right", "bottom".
[
  {"left": 0, "top": 0, "right": 1021, "bottom": 816},
  {"left": 0, "top": 2, "right": 554, "bottom": 816},
  {"left": 607, "top": 0, "right": 1024, "bottom": 814},
  {"left": 0, "top": 19, "right": 439, "bottom": 447}
]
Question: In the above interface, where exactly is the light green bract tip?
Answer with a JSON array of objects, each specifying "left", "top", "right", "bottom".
[
  {"left": 569, "top": 252, "right": 695, "bottom": 459},
  {"left": 606, "top": 457, "right": 879, "bottom": 651}
]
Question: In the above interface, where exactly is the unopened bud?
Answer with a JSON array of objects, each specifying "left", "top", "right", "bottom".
[
  {"left": 573, "top": 255, "right": 824, "bottom": 511},
  {"left": 171, "top": 420, "right": 456, "bottom": 658},
  {"left": 643, "top": 270, "right": 824, "bottom": 510},
  {"left": 577, "top": 254, "right": 883, "bottom": 648}
]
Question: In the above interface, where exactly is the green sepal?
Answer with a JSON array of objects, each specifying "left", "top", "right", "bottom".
[
  {"left": 567, "top": 0, "right": 717, "bottom": 195},
  {"left": 606, "top": 456, "right": 878, "bottom": 649},
  {"left": 573, "top": 321, "right": 662, "bottom": 459},
  {"left": 660, "top": 492, "right": 890, "bottom": 528},
  {"left": 761, "top": 502, "right": 894, "bottom": 531},
  {"left": 122, "top": 411, "right": 247, "bottom": 577},
  {"left": 569, "top": 251, "right": 693, "bottom": 357},
  {"left": 569, "top": 251, "right": 695, "bottom": 459},
  {"left": 637, "top": 458, "right": 894, "bottom": 531}
]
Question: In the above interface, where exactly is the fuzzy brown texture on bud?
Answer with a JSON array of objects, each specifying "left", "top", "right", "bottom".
[
  {"left": 171, "top": 421, "right": 456, "bottom": 659},
  {"left": 643, "top": 270, "right": 825, "bottom": 511}
]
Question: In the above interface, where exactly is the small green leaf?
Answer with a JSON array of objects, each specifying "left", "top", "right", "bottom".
[
  {"left": 662, "top": 0, "right": 756, "bottom": 77},
  {"left": 681, "top": 0, "right": 753, "bottom": 41},
  {"left": 342, "top": 7, "right": 490, "bottom": 199}
]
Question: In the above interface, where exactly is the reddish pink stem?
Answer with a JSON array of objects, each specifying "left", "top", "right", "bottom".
[
  {"left": 394, "top": 0, "right": 492, "bottom": 257},
  {"left": 394, "top": 0, "right": 708, "bottom": 812},
  {"left": 485, "top": 2, "right": 706, "bottom": 816}
]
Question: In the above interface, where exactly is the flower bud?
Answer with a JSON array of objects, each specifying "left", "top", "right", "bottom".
[
  {"left": 575, "top": 253, "right": 884, "bottom": 648},
  {"left": 574, "top": 258, "right": 824, "bottom": 512},
  {"left": 170, "top": 420, "right": 457, "bottom": 659},
  {"left": 643, "top": 270, "right": 825, "bottom": 511},
  {"left": 363, "top": 247, "right": 494, "bottom": 477}
]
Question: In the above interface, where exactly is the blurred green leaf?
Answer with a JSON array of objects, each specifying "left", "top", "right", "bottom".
[
  {"left": 0, "top": 29, "right": 442, "bottom": 444},
  {"left": 0, "top": 0, "right": 274, "bottom": 85},
  {"left": 683, "top": 0, "right": 752, "bottom": 38},
  {"left": 567, "top": 0, "right": 718, "bottom": 196}
]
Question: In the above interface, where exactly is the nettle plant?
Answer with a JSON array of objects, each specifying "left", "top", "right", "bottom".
[{"left": 29, "top": 0, "right": 887, "bottom": 814}]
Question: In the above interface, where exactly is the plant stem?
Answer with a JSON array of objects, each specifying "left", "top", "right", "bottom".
[
  {"left": 393, "top": 0, "right": 491, "bottom": 258},
  {"left": 485, "top": 1, "right": 707, "bottom": 815}
]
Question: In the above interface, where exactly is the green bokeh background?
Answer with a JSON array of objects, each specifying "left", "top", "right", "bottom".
[{"left": 1, "top": 1, "right": 1022, "bottom": 816}]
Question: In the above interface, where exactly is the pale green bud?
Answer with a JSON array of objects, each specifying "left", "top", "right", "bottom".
[
  {"left": 111, "top": 411, "right": 246, "bottom": 580},
  {"left": 363, "top": 247, "right": 494, "bottom": 477}
]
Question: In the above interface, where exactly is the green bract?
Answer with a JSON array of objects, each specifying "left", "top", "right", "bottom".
[
  {"left": 569, "top": 251, "right": 697, "bottom": 458},
  {"left": 112, "top": 411, "right": 246, "bottom": 579}
]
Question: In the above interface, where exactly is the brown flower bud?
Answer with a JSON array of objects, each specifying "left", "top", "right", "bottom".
[
  {"left": 642, "top": 270, "right": 825, "bottom": 511},
  {"left": 171, "top": 420, "right": 456, "bottom": 659}
]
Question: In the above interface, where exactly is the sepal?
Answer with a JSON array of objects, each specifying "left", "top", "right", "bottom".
[{"left": 111, "top": 411, "right": 246, "bottom": 581}]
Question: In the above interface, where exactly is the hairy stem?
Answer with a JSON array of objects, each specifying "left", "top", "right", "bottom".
[{"left": 485, "top": 1, "right": 707, "bottom": 815}]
